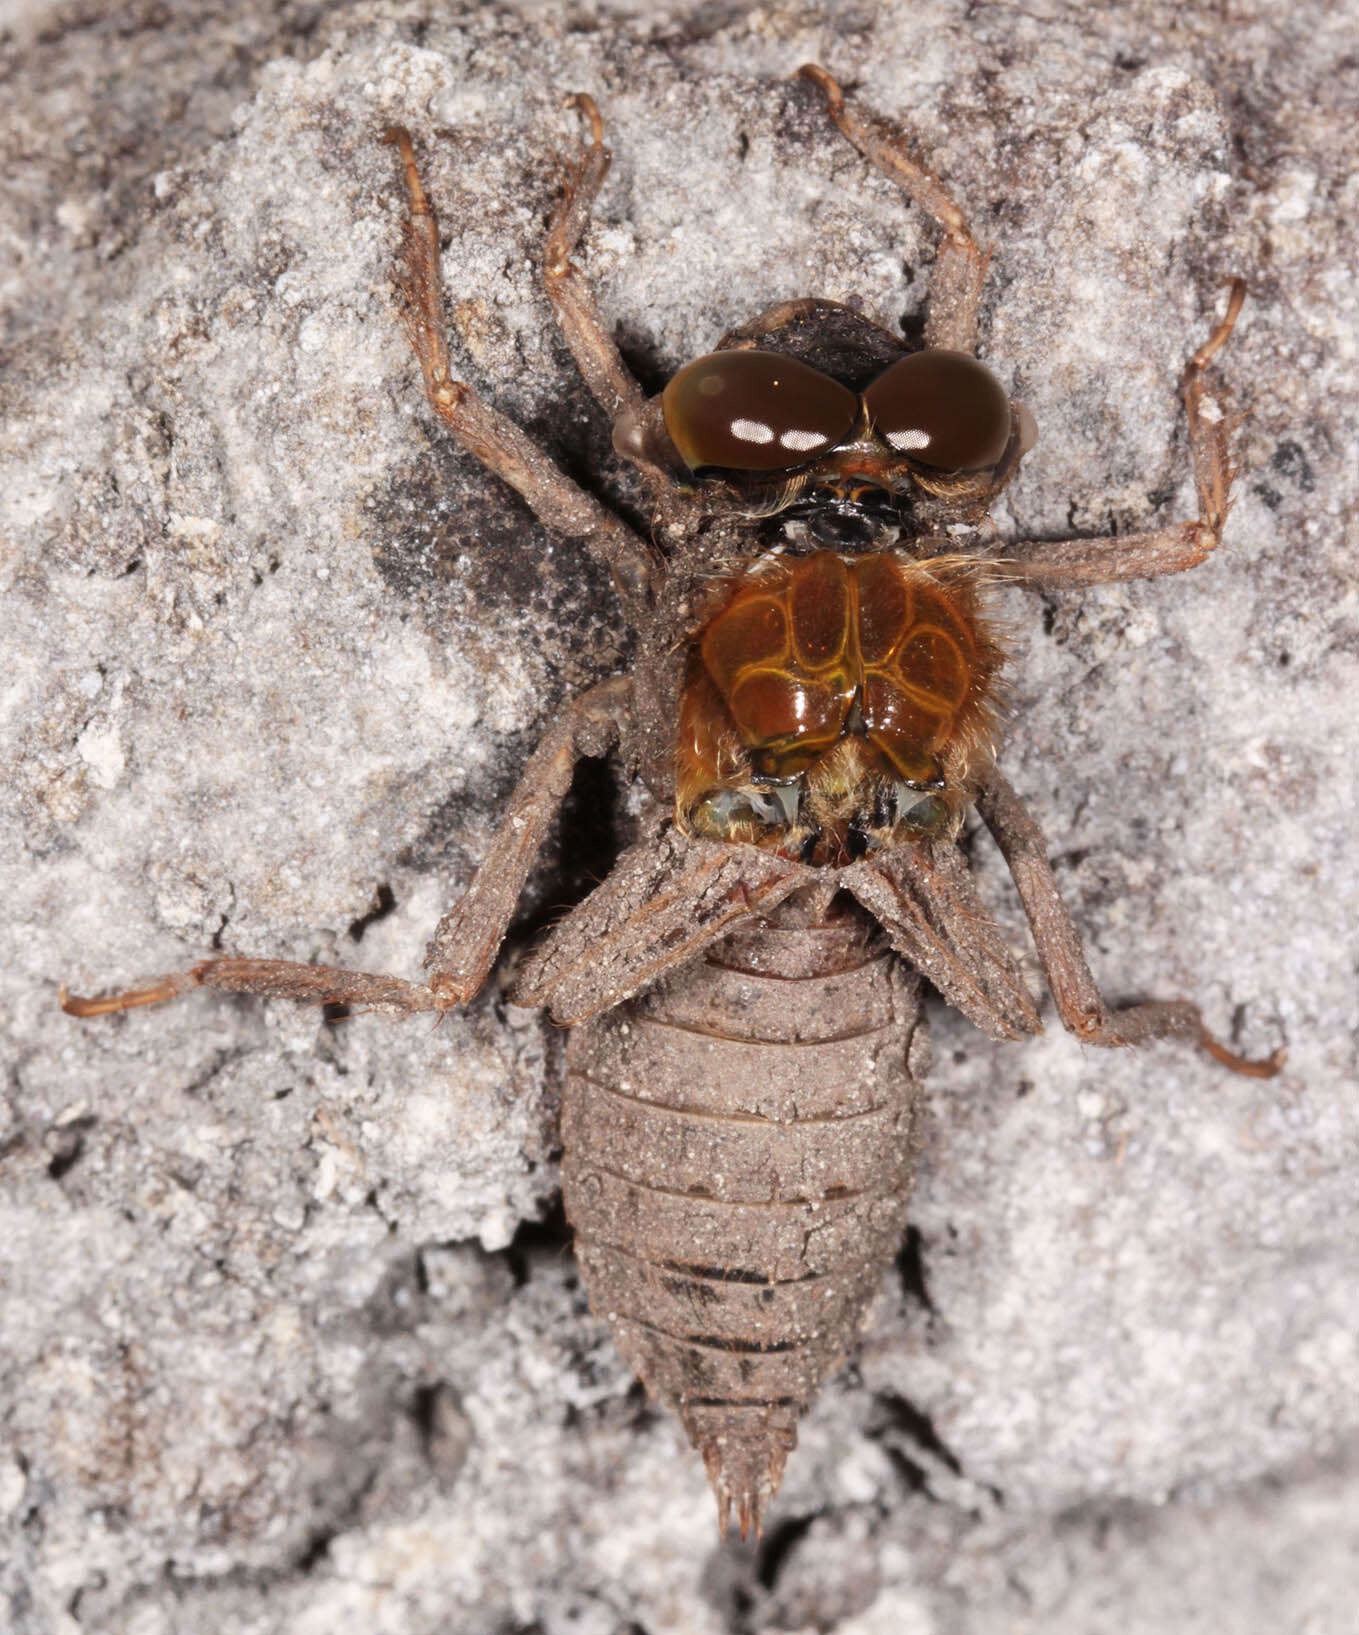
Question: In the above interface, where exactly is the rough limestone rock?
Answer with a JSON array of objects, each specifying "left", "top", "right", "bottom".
[{"left": 3, "top": 3, "right": 1356, "bottom": 1631}]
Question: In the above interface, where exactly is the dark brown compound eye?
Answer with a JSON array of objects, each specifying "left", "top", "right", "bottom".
[
  {"left": 661, "top": 351, "right": 859, "bottom": 473},
  {"left": 862, "top": 349, "right": 1012, "bottom": 472}
]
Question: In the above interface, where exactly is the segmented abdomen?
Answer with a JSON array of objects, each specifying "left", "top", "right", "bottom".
[{"left": 561, "top": 896, "right": 925, "bottom": 1536}]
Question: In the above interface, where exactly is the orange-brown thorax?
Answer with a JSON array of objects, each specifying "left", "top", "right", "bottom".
[{"left": 676, "top": 551, "right": 998, "bottom": 865}]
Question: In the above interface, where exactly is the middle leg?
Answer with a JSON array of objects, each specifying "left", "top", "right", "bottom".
[
  {"left": 385, "top": 126, "right": 659, "bottom": 614},
  {"left": 993, "top": 281, "right": 1247, "bottom": 591}
]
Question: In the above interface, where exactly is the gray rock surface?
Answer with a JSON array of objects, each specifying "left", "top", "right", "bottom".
[{"left": 2, "top": 2, "right": 1356, "bottom": 1630}]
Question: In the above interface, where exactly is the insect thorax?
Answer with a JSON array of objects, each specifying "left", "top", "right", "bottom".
[{"left": 674, "top": 548, "right": 1000, "bottom": 866}]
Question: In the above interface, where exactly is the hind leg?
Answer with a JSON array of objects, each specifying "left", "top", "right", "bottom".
[
  {"left": 976, "top": 769, "right": 1283, "bottom": 1077},
  {"left": 62, "top": 679, "right": 632, "bottom": 1021}
]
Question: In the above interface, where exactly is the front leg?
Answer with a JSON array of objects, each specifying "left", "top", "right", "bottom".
[
  {"left": 542, "top": 93, "right": 647, "bottom": 427},
  {"left": 995, "top": 282, "right": 1246, "bottom": 591},
  {"left": 975, "top": 768, "right": 1282, "bottom": 1077},
  {"left": 384, "top": 127, "right": 660, "bottom": 615},
  {"left": 62, "top": 679, "right": 632, "bottom": 1020},
  {"left": 798, "top": 64, "right": 990, "bottom": 355}
]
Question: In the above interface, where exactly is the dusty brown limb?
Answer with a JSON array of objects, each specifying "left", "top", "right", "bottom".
[
  {"left": 384, "top": 127, "right": 660, "bottom": 614},
  {"left": 62, "top": 678, "right": 633, "bottom": 1022},
  {"left": 797, "top": 64, "right": 990, "bottom": 354},
  {"left": 543, "top": 94, "right": 648, "bottom": 427},
  {"left": 843, "top": 841, "right": 1041, "bottom": 1042},
  {"left": 60, "top": 961, "right": 438, "bottom": 1019},
  {"left": 993, "top": 280, "right": 1248, "bottom": 591},
  {"left": 60, "top": 972, "right": 202, "bottom": 1016},
  {"left": 975, "top": 768, "right": 1283, "bottom": 1077},
  {"left": 424, "top": 676, "right": 634, "bottom": 1005}
]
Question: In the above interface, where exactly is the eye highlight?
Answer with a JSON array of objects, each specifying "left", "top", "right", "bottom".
[
  {"left": 662, "top": 351, "right": 859, "bottom": 472},
  {"left": 862, "top": 349, "right": 1012, "bottom": 472}
]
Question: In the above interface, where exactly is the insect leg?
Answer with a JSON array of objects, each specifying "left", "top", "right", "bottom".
[
  {"left": 62, "top": 678, "right": 633, "bottom": 1021},
  {"left": 423, "top": 676, "right": 633, "bottom": 1006},
  {"left": 994, "top": 282, "right": 1247, "bottom": 591},
  {"left": 384, "top": 127, "right": 659, "bottom": 615},
  {"left": 543, "top": 94, "right": 647, "bottom": 426},
  {"left": 843, "top": 843, "right": 1041, "bottom": 1044},
  {"left": 976, "top": 769, "right": 1283, "bottom": 1077},
  {"left": 61, "top": 961, "right": 439, "bottom": 1019},
  {"left": 797, "top": 64, "right": 990, "bottom": 354}
]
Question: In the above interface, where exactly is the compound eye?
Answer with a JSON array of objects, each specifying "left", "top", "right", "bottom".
[
  {"left": 862, "top": 349, "right": 1012, "bottom": 472},
  {"left": 662, "top": 351, "right": 858, "bottom": 473}
]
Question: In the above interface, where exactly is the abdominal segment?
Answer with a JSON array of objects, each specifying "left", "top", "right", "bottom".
[
  {"left": 676, "top": 551, "right": 999, "bottom": 865},
  {"left": 561, "top": 898, "right": 925, "bottom": 1538}
]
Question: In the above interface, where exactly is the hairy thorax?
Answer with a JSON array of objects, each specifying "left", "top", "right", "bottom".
[{"left": 675, "top": 547, "right": 1002, "bottom": 865}]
